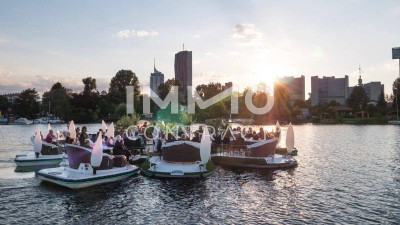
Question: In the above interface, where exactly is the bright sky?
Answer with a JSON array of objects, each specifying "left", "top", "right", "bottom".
[{"left": 0, "top": 0, "right": 399, "bottom": 97}]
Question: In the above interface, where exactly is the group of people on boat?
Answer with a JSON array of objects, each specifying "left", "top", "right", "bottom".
[{"left": 33, "top": 123, "right": 140, "bottom": 162}]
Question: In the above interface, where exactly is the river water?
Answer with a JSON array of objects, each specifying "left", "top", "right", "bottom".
[{"left": 0, "top": 124, "right": 399, "bottom": 224}]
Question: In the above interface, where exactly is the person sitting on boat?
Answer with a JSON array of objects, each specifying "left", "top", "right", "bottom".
[
  {"left": 83, "top": 139, "right": 92, "bottom": 148},
  {"left": 65, "top": 131, "right": 72, "bottom": 144},
  {"left": 191, "top": 131, "right": 201, "bottom": 143},
  {"left": 75, "top": 127, "right": 81, "bottom": 137},
  {"left": 78, "top": 126, "right": 89, "bottom": 146},
  {"left": 252, "top": 131, "right": 260, "bottom": 140},
  {"left": 113, "top": 136, "right": 132, "bottom": 160},
  {"left": 258, "top": 127, "right": 265, "bottom": 140},
  {"left": 245, "top": 128, "right": 253, "bottom": 139},
  {"left": 166, "top": 133, "right": 176, "bottom": 143},
  {"left": 104, "top": 136, "right": 114, "bottom": 147},
  {"left": 45, "top": 129, "right": 56, "bottom": 143}
]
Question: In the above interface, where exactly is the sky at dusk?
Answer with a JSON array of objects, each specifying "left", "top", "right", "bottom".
[{"left": 0, "top": 0, "right": 399, "bottom": 97}]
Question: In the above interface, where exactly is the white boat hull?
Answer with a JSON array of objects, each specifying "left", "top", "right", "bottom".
[
  {"left": 141, "top": 156, "right": 214, "bottom": 178},
  {"left": 211, "top": 154, "right": 297, "bottom": 169},
  {"left": 14, "top": 154, "right": 65, "bottom": 167},
  {"left": 37, "top": 165, "right": 140, "bottom": 189}
]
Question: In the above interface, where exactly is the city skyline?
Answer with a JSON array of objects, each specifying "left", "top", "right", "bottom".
[{"left": 0, "top": 1, "right": 399, "bottom": 96}]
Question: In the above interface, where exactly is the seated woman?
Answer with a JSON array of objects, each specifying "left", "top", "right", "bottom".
[
  {"left": 45, "top": 130, "right": 56, "bottom": 143},
  {"left": 113, "top": 136, "right": 132, "bottom": 160}
]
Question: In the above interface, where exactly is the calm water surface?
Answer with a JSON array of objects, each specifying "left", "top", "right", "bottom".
[{"left": 0, "top": 124, "right": 399, "bottom": 224}]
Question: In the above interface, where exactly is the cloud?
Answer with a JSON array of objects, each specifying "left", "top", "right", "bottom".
[
  {"left": 193, "top": 34, "right": 200, "bottom": 39},
  {"left": 232, "top": 23, "right": 265, "bottom": 47},
  {"left": 114, "top": 29, "right": 159, "bottom": 39},
  {"left": 0, "top": 38, "right": 10, "bottom": 43}
]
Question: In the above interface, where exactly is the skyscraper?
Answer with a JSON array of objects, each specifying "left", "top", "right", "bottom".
[
  {"left": 150, "top": 59, "right": 164, "bottom": 96},
  {"left": 174, "top": 50, "right": 192, "bottom": 101}
]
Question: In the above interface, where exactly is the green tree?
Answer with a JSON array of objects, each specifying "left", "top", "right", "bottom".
[
  {"left": 157, "top": 78, "right": 182, "bottom": 100},
  {"left": 109, "top": 70, "right": 140, "bottom": 106},
  {"left": 69, "top": 79, "right": 100, "bottom": 122},
  {"left": 377, "top": 88, "right": 387, "bottom": 115},
  {"left": 0, "top": 95, "right": 9, "bottom": 114},
  {"left": 346, "top": 86, "right": 369, "bottom": 111},
  {"left": 392, "top": 77, "right": 400, "bottom": 110},
  {"left": 114, "top": 103, "right": 127, "bottom": 117},
  {"left": 42, "top": 82, "right": 72, "bottom": 119},
  {"left": 82, "top": 77, "right": 97, "bottom": 94},
  {"left": 195, "top": 82, "right": 223, "bottom": 100},
  {"left": 14, "top": 88, "right": 40, "bottom": 119}
]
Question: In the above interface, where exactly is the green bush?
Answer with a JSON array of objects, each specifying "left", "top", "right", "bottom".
[{"left": 116, "top": 114, "right": 139, "bottom": 131}]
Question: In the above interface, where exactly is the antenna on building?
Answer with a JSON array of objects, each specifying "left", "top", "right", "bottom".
[{"left": 358, "top": 65, "right": 363, "bottom": 86}]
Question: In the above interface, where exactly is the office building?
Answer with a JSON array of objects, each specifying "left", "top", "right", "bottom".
[
  {"left": 348, "top": 74, "right": 384, "bottom": 105},
  {"left": 274, "top": 76, "right": 305, "bottom": 106},
  {"left": 174, "top": 50, "right": 192, "bottom": 101},
  {"left": 150, "top": 59, "right": 164, "bottom": 96},
  {"left": 311, "top": 75, "right": 349, "bottom": 106}
]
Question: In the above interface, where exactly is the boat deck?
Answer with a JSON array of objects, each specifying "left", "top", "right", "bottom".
[{"left": 148, "top": 156, "right": 204, "bottom": 174}]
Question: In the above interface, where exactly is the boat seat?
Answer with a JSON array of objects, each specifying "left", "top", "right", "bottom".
[
  {"left": 162, "top": 141, "right": 201, "bottom": 163},
  {"left": 247, "top": 138, "right": 278, "bottom": 157},
  {"left": 41, "top": 142, "right": 61, "bottom": 155},
  {"left": 66, "top": 144, "right": 113, "bottom": 169},
  {"left": 93, "top": 155, "right": 114, "bottom": 170},
  {"left": 113, "top": 155, "right": 127, "bottom": 167}
]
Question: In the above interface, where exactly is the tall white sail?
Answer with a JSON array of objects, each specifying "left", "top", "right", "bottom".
[
  {"left": 276, "top": 121, "right": 281, "bottom": 132},
  {"left": 33, "top": 131, "right": 42, "bottom": 153},
  {"left": 276, "top": 121, "right": 281, "bottom": 143},
  {"left": 106, "top": 122, "right": 115, "bottom": 139},
  {"left": 286, "top": 123, "right": 295, "bottom": 153},
  {"left": 47, "top": 123, "right": 52, "bottom": 132},
  {"left": 200, "top": 126, "right": 211, "bottom": 164},
  {"left": 91, "top": 134, "right": 103, "bottom": 167},
  {"left": 69, "top": 120, "right": 76, "bottom": 140},
  {"left": 101, "top": 120, "right": 107, "bottom": 131}
]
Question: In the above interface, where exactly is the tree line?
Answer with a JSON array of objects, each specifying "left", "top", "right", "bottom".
[{"left": 1, "top": 71, "right": 399, "bottom": 123}]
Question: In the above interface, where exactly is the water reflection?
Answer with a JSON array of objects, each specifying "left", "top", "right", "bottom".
[{"left": 1, "top": 124, "right": 400, "bottom": 224}]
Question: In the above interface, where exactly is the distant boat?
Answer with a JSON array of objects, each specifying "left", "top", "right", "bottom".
[
  {"left": 33, "top": 118, "right": 48, "bottom": 124},
  {"left": 0, "top": 118, "right": 7, "bottom": 125},
  {"left": 11, "top": 118, "right": 33, "bottom": 125},
  {"left": 15, "top": 133, "right": 65, "bottom": 167},
  {"left": 388, "top": 120, "right": 400, "bottom": 125}
]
